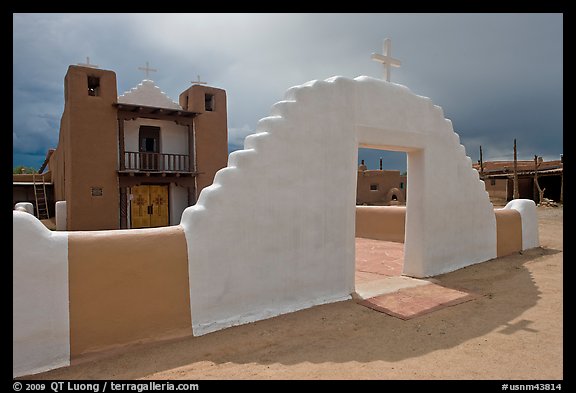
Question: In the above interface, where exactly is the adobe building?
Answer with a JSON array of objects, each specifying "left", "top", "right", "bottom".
[
  {"left": 356, "top": 160, "right": 407, "bottom": 205},
  {"left": 473, "top": 158, "right": 563, "bottom": 204},
  {"left": 37, "top": 64, "right": 228, "bottom": 230}
]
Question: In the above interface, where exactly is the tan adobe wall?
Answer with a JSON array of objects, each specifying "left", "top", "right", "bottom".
[
  {"left": 49, "top": 107, "right": 69, "bottom": 202},
  {"left": 495, "top": 209, "right": 522, "bottom": 257},
  {"left": 179, "top": 85, "right": 228, "bottom": 196},
  {"left": 355, "top": 206, "right": 406, "bottom": 243},
  {"left": 356, "top": 205, "right": 522, "bottom": 258},
  {"left": 68, "top": 225, "right": 192, "bottom": 357},
  {"left": 483, "top": 178, "right": 507, "bottom": 200}
]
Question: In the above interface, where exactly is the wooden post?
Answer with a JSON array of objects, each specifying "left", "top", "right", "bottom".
[
  {"left": 479, "top": 145, "right": 484, "bottom": 179},
  {"left": 560, "top": 154, "right": 563, "bottom": 204},
  {"left": 118, "top": 118, "right": 125, "bottom": 171},
  {"left": 187, "top": 181, "right": 197, "bottom": 206},
  {"left": 560, "top": 172, "right": 563, "bottom": 204},
  {"left": 513, "top": 139, "right": 519, "bottom": 199},
  {"left": 188, "top": 123, "right": 195, "bottom": 173},
  {"left": 534, "top": 155, "right": 545, "bottom": 204},
  {"left": 119, "top": 186, "right": 128, "bottom": 229}
]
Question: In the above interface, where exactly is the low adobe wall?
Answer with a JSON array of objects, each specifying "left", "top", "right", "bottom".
[
  {"left": 68, "top": 226, "right": 192, "bottom": 357},
  {"left": 13, "top": 198, "right": 538, "bottom": 377},
  {"left": 13, "top": 212, "right": 192, "bottom": 378},
  {"left": 356, "top": 206, "right": 406, "bottom": 243},
  {"left": 494, "top": 209, "right": 522, "bottom": 257},
  {"left": 355, "top": 205, "right": 526, "bottom": 258},
  {"left": 13, "top": 172, "right": 52, "bottom": 183}
]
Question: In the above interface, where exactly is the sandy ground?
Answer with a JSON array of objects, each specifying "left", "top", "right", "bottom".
[{"left": 28, "top": 206, "right": 563, "bottom": 380}]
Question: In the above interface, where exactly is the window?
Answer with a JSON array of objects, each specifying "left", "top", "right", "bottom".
[
  {"left": 205, "top": 94, "right": 215, "bottom": 111},
  {"left": 490, "top": 179, "right": 496, "bottom": 186},
  {"left": 87, "top": 76, "right": 100, "bottom": 96},
  {"left": 138, "top": 126, "right": 161, "bottom": 170},
  {"left": 400, "top": 182, "right": 404, "bottom": 189},
  {"left": 370, "top": 184, "right": 378, "bottom": 191}
]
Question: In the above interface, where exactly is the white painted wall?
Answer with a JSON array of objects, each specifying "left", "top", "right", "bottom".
[
  {"left": 13, "top": 211, "right": 69, "bottom": 378},
  {"left": 170, "top": 183, "right": 189, "bottom": 226},
  {"left": 161, "top": 122, "right": 189, "bottom": 156},
  {"left": 118, "top": 80, "right": 181, "bottom": 109},
  {"left": 504, "top": 199, "right": 540, "bottom": 250},
  {"left": 14, "top": 202, "right": 33, "bottom": 215},
  {"left": 181, "top": 76, "right": 499, "bottom": 336},
  {"left": 55, "top": 201, "right": 67, "bottom": 230}
]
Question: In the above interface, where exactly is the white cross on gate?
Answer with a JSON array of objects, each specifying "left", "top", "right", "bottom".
[
  {"left": 77, "top": 56, "right": 99, "bottom": 68},
  {"left": 192, "top": 74, "right": 207, "bottom": 85},
  {"left": 371, "top": 38, "right": 401, "bottom": 82},
  {"left": 138, "top": 61, "right": 157, "bottom": 79}
]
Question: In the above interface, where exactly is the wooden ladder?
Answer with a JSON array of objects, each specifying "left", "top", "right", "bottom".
[{"left": 33, "top": 173, "right": 50, "bottom": 220}]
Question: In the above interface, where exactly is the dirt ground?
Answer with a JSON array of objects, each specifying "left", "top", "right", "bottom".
[{"left": 29, "top": 206, "right": 563, "bottom": 380}]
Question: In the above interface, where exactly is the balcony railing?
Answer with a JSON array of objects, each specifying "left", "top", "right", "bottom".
[{"left": 123, "top": 151, "right": 190, "bottom": 172}]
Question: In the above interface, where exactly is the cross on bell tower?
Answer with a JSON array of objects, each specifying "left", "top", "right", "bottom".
[
  {"left": 138, "top": 61, "right": 157, "bottom": 79},
  {"left": 192, "top": 74, "right": 207, "bottom": 85},
  {"left": 77, "top": 56, "right": 99, "bottom": 68},
  {"left": 371, "top": 38, "right": 401, "bottom": 82}
]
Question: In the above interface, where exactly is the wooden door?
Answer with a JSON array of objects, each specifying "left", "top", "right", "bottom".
[
  {"left": 139, "top": 126, "right": 160, "bottom": 170},
  {"left": 130, "top": 185, "right": 169, "bottom": 228},
  {"left": 131, "top": 185, "right": 151, "bottom": 228},
  {"left": 150, "top": 185, "right": 169, "bottom": 227}
]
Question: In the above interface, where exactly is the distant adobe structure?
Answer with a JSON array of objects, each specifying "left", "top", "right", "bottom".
[{"left": 356, "top": 159, "right": 406, "bottom": 206}]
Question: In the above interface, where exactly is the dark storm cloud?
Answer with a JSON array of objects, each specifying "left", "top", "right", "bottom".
[{"left": 13, "top": 13, "right": 562, "bottom": 170}]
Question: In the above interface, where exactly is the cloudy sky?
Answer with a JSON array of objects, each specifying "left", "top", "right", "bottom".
[{"left": 13, "top": 13, "right": 563, "bottom": 171}]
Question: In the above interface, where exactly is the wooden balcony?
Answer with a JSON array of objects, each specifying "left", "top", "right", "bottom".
[{"left": 120, "top": 151, "right": 194, "bottom": 175}]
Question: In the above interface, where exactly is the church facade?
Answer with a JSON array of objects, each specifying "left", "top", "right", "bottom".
[{"left": 46, "top": 65, "right": 228, "bottom": 230}]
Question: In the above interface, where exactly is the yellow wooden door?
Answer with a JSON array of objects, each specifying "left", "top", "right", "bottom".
[
  {"left": 131, "top": 185, "right": 151, "bottom": 228},
  {"left": 150, "top": 185, "right": 169, "bottom": 227}
]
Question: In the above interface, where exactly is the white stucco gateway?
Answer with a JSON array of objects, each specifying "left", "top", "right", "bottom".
[{"left": 181, "top": 76, "right": 499, "bottom": 335}]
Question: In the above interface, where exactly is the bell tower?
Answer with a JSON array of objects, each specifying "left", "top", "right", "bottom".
[
  {"left": 179, "top": 83, "right": 228, "bottom": 197},
  {"left": 62, "top": 65, "right": 119, "bottom": 230}
]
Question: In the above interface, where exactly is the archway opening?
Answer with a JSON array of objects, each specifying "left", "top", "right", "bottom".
[{"left": 354, "top": 148, "right": 408, "bottom": 298}]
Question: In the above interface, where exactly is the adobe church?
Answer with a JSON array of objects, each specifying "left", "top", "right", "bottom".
[{"left": 44, "top": 64, "right": 228, "bottom": 230}]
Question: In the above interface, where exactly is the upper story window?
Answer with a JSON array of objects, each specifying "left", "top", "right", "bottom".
[
  {"left": 87, "top": 76, "right": 100, "bottom": 96},
  {"left": 370, "top": 184, "right": 378, "bottom": 191},
  {"left": 205, "top": 94, "right": 215, "bottom": 111}
]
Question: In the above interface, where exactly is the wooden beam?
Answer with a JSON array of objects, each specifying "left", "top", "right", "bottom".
[
  {"left": 188, "top": 123, "right": 195, "bottom": 173},
  {"left": 118, "top": 118, "right": 125, "bottom": 171},
  {"left": 479, "top": 145, "right": 484, "bottom": 179},
  {"left": 119, "top": 187, "right": 128, "bottom": 229},
  {"left": 513, "top": 139, "right": 519, "bottom": 199},
  {"left": 117, "top": 109, "right": 194, "bottom": 125}
]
